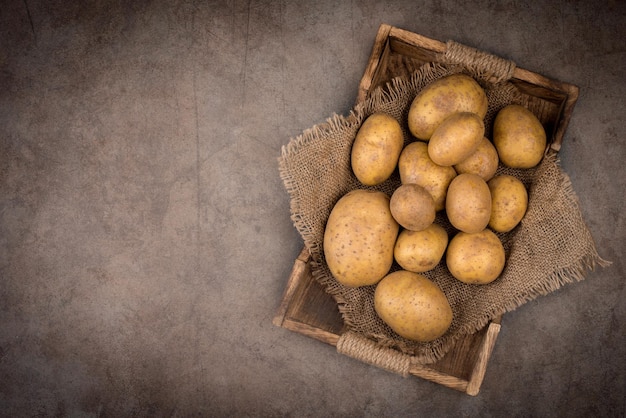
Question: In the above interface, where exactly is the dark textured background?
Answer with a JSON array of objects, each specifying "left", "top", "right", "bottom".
[{"left": 1, "top": 1, "right": 624, "bottom": 416}]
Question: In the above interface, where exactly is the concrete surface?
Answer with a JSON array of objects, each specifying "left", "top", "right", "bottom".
[{"left": 1, "top": 0, "right": 624, "bottom": 416}]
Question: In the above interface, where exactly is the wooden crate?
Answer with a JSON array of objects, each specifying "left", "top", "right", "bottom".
[{"left": 274, "top": 24, "right": 579, "bottom": 396}]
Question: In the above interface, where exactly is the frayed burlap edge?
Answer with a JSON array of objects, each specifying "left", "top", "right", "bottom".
[{"left": 278, "top": 63, "right": 611, "bottom": 366}]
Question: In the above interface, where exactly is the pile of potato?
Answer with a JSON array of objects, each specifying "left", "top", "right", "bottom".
[{"left": 323, "top": 74, "right": 547, "bottom": 342}]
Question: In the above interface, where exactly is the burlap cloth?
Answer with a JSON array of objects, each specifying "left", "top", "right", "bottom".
[{"left": 278, "top": 47, "right": 610, "bottom": 367}]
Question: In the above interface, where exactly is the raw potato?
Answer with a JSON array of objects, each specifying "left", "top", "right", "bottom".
[
  {"left": 389, "top": 184, "right": 436, "bottom": 231},
  {"left": 323, "top": 189, "right": 399, "bottom": 287},
  {"left": 493, "top": 104, "right": 547, "bottom": 169},
  {"left": 454, "top": 136, "right": 499, "bottom": 181},
  {"left": 351, "top": 112, "right": 404, "bottom": 186},
  {"left": 398, "top": 141, "right": 456, "bottom": 211},
  {"left": 488, "top": 175, "right": 528, "bottom": 233},
  {"left": 446, "top": 173, "right": 492, "bottom": 233},
  {"left": 446, "top": 229, "right": 506, "bottom": 285},
  {"left": 408, "top": 73, "right": 488, "bottom": 141},
  {"left": 428, "top": 112, "right": 485, "bottom": 166},
  {"left": 374, "top": 270, "right": 453, "bottom": 342},
  {"left": 394, "top": 224, "right": 449, "bottom": 273}
]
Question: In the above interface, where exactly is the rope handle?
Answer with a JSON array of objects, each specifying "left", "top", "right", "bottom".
[
  {"left": 337, "top": 331, "right": 411, "bottom": 377},
  {"left": 440, "top": 40, "right": 516, "bottom": 84}
]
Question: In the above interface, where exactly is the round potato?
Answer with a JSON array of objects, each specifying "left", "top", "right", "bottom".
[
  {"left": 454, "top": 136, "right": 499, "bottom": 181},
  {"left": 323, "top": 189, "right": 399, "bottom": 287},
  {"left": 408, "top": 73, "right": 488, "bottom": 141},
  {"left": 390, "top": 184, "right": 436, "bottom": 231},
  {"left": 488, "top": 175, "right": 528, "bottom": 233},
  {"left": 394, "top": 224, "right": 448, "bottom": 273},
  {"left": 446, "top": 229, "right": 506, "bottom": 285},
  {"left": 493, "top": 104, "right": 547, "bottom": 169},
  {"left": 351, "top": 112, "right": 404, "bottom": 186},
  {"left": 374, "top": 270, "right": 453, "bottom": 342},
  {"left": 428, "top": 112, "right": 485, "bottom": 166},
  {"left": 398, "top": 141, "right": 457, "bottom": 211},
  {"left": 445, "top": 173, "right": 492, "bottom": 233}
]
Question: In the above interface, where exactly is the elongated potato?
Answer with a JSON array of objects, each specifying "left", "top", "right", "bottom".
[
  {"left": 323, "top": 189, "right": 399, "bottom": 287},
  {"left": 428, "top": 112, "right": 485, "bottom": 166},
  {"left": 408, "top": 74, "right": 488, "bottom": 141},
  {"left": 488, "top": 175, "right": 528, "bottom": 232},
  {"left": 446, "top": 173, "right": 492, "bottom": 233},
  {"left": 493, "top": 104, "right": 547, "bottom": 169},
  {"left": 351, "top": 113, "right": 404, "bottom": 186}
]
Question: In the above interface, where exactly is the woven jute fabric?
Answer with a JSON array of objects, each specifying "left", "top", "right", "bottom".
[{"left": 278, "top": 61, "right": 609, "bottom": 365}]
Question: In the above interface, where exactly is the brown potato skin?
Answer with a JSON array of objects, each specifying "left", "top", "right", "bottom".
[
  {"left": 408, "top": 74, "right": 488, "bottom": 141},
  {"left": 374, "top": 270, "right": 453, "bottom": 342},
  {"left": 428, "top": 112, "right": 485, "bottom": 167},
  {"left": 323, "top": 190, "right": 399, "bottom": 288},
  {"left": 445, "top": 173, "right": 492, "bottom": 233},
  {"left": 394, "top": 224, "right": 449, "bottom": 273},
  {"left": 389, "top": 184, "right": 436, "bottom": 232},
  {"left": 351, "top": 113, "right": 404, "bottom": 186},
  {"left": 493, "top": 104, "right": 547, "bottom": 169},
  {"left": 446, "top": 229, "right": 506, "bottom": 285},
  {"left": 488, "top": 175, "right": 528, "bottom": 233},
  {"left": 454, "top": 136, "right": 499, "bottom": 181},
  {"left": 398, "top": 141, "right": 457, "bottom": 212}
]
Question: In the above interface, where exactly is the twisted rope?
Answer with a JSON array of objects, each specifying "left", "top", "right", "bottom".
[
  {"left": 337, "top": 331, "right": 412, "bottom": 377},
  {"left": 441, "top": 40, "right": 516, "bottom": 83}
]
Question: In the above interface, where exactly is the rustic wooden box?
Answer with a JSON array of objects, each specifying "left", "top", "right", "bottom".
[{"left": 274, "top": 24, "right": 579, "bottom": 395}]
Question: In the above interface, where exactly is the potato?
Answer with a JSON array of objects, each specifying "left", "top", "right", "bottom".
[
  {"left": 351, "top": 112, "right": 404, "bottom": 186},
  {"left": 374, "top": 270, "right": 453, "bottom": 342},
  {"left": 454, "top": 136, "right": 499, "bottom": 181},
  {"left": 323, "top": 189, "right": 399, "bottom": 287},
  {"left": 493, "top": 104, "right": 547, "bottom": 169},
  {"left": 408, "top": 73, "right": 488, "bottom": 141},
  {"left": 428, "top": 112, "right": 485, "bottom": 166},
  {"left": 394, "top": 224, "right": 448, "bottom": 273},
  {"left": 488, "top": 175, "right": 528, "bottom": 233},
  {"left": 446, "top": 229, "right": 506, "bottom": 284},
  {"left": 389, "top": 184, "right": 436, "bottom": 231},
  {"left": 398, "top": 141, "right": 457, "bottom": 211},
  {"left": 446, "top": 173, "right": 492, "bottom": 233}
]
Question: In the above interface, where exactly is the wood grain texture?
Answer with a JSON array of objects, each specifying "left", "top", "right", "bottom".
[{"left": 273, "top": 247, "right": 311, "bottom": 327}]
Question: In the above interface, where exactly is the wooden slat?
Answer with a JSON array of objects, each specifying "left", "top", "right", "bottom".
[
  {"left": 409, "top": 364, "right": 469, "bottom": 393},
  {"left": 389, "top": 26, "right": 447, "bottom": 55},
  {"left": 273, "top": 247, "right": 311, "bottom": 327},
  {"left": 284, "top": 273, "right": 345, "bottom": 335},
  {"left": 466, "top": 318, "right": 502, "bottom": 395},
  {"left": 551, "top": 83, "right": 579, "bottom": 151},
  {"left": 282, "top": 318, "right": 341, "bottom": 346},
  {"left": 275, "top": 246, "right": 345, "bottom": 336},
  {"left": 427, "top": 324, "right": 489, "bottom": 380},
  {"left": 356, "top": 24, "right": 393, "bottom": 104}
]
